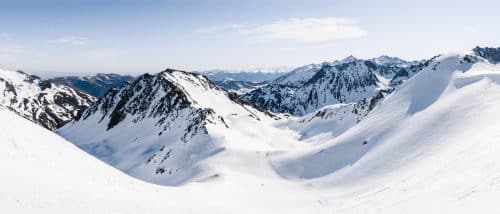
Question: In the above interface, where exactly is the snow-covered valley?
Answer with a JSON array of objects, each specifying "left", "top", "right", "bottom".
[{"left": 3, "top": 48, "right": 500, "bottom": 213}]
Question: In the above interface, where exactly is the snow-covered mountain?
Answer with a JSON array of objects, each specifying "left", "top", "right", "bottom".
[
  {"left": 57, "top": 69, "right": 295, "bottom": 185},
  {"left": 0, "top": 107, "right": 325, "bottom": 214},
  {"left": 6, "top": 47, "right": 500, "bottom": 213},
  {"left": 242, "top": 56, "right": 425, "bottom": 116},
  {"left": 50, "top": 73, "right": 135, "bottom": 97},
  {"left": 0, "top": 69, "right": 95, "bottom": 130},
  {"left": 5, "top": 47, "right": 500, "bottom": 213},
  {"left": 271, "top": 50, "right": 500, "bottom": 212}
]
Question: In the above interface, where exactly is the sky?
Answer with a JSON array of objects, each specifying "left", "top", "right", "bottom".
[{"left": 0, "top": 0, "right": 499, "bottom": 76}]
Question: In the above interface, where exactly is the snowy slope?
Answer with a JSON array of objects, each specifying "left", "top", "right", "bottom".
[
  {"left": 272, "top": 52, "right": 500, "bottom": 212},
  {"left": 57, "top": 69, "right": 299, "bottom": 185},
  {"left": 0, "top": 69, "right": 95, "bottom": 130},
  {"left": 281, "top": 87, "right": 389, "bottom": 143},
  {"left": 0, "top": 107, "right": 327, "bottom": 214}
]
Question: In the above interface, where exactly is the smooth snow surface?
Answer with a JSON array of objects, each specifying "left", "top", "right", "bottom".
[
  {"left": 0, "top": 107, "right": 327, "bottom": 214},
  {"left": 272, "top": 54, "right": 500, "bottom": 212}
]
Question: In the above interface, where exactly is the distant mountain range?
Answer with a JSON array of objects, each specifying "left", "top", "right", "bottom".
[
  {"left": 200, "top": 67, "right": 292, "bottom": 83},
  {"left": 198, "top": 69, "right": 291, "bottom": 94},
  {"left": 49, "top": 73, "right": 135, "bottom": 97}
]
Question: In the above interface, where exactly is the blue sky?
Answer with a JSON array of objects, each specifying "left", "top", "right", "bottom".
[{"left": 0, "top": 0, "right": 499, "bottom": 75}]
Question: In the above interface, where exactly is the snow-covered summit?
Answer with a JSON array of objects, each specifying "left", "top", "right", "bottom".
[
  {"left": 242, "top": 55, "right": 425, "bottom": 115},
  {"left": 0, "top": 69, "right": 95, "bottom": 130},
  {"left": 369, "top": 55, "right": 409, "bottom": 66},
  {"left": 58, "top": 68, "right": 294, "bottom": 185}
]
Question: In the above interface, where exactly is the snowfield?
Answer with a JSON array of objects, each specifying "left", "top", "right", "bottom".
[
  {"left": 272, "top": 53, "right": 500, "bottom": 212},
  {"left": 0, "top": 107, "right": 326, "bottom": 214},
  {"left": 3, "top": 50, "right": 500, "bottom": 213}
]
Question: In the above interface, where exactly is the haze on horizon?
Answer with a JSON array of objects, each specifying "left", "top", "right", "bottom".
[{"left": 0, "top": 0, "right": 499, "bottom": 76}]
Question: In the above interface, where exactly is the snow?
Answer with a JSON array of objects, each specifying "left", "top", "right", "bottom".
[
  {"left": 57, "top": 70, "right": 303, "bottom": 185},
  {"left": 275, "top": 63, "right": 323, "bottom": 85},
  {"left": 370, "top": 55, "right": 409, "bottom": 66},
  {"left": 4, "top": 51, "right": 500, "bottom": 213},
  {"left": 281, "top": 103, "right": 365, "bottom": 142},
  {"left": 243, "top": 55, "right": 422, "bottom": 116},
  {"left": 0, "top": 107, "right": 329, "bottom": 214},
  {"left": 0, "top": 69, "right": 94, "bottom": 129},
  {"left": 272, "top": 53, "right": 500, "bottom": 212}
]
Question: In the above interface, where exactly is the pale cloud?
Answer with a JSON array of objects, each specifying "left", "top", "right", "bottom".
[
  {"left": 49, "top": 36, "right": 89, "bottom": 46},
  {"left": 199, "top": 17, "right": 367, "bottom": 43},
  {"left": 196, "top": 24, "right": 246, "bottom": 34}
]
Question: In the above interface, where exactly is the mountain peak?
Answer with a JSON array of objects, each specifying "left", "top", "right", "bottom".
[
  {"left": 370, "top": 55, "right": 408, "bottom": 66},
  {"left": 340, "top": 55, "right": 360, "bottom": 63},
  {"left": 0, "top": 68, "right": 95, "bottom": 130},
  {"left": 59, "top": 68, "right": 274, "bottom": 185},
  {"left": 243, "top": 54, "right": 425, "bottom": 115}
]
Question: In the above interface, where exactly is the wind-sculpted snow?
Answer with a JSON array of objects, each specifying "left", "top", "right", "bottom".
[
  {"left": 269, "top": 53, "right": 500, "bottom": 212},
  {"left": 0, "top": 69, "right": 95, "bottom": 130},
  {"left": 230, "top": 51, "right": 500, "bottom": 212}
]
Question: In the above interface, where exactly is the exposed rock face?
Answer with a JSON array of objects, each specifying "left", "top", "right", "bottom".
[
  {"left": 58, "top": 69, "right": 272, "bottom": 185},
  {"left": 242, "top": 56, "right": 425, "bottom": 116},
  {"left": 0, "top": 69, "right": 95, "bottom": 130},
  {"left": 472, "top": 46, "right": 500, "bottom": 64}
]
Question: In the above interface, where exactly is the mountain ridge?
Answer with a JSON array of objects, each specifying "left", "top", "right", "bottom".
[
  {"left": 0, "top": 69, "right": 95, "bottom": 130},
  {"left": 241, "top": 55, "right": 426, "bottom": 116},
  {"left": 58, "top": 68, "right": 289, "bottom": 185}
]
